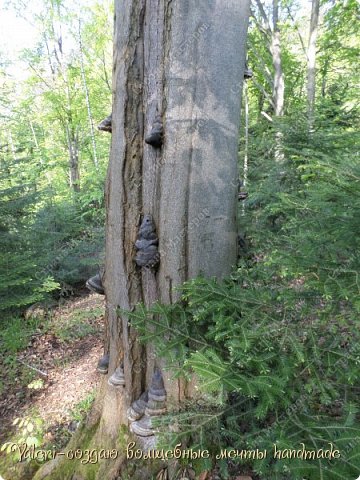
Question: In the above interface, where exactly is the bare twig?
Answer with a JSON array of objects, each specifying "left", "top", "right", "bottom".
[
  {"left": 17, "top": 359, "right": 48, "bottom": 378},
  {"left": 286, "top": 6, "right": 308, "bottom": 60},
  {"left": 250, "top": 9, "right": 272, "bottom": 41},
  {"left": 253, "top": 0, "right": 272, "bottom": 32},
  {"left": 102, "top": 50, "right": 112, "bottom": 91},
  {"left": 28, "top": 64, "right": 53, "bottom": 90},
  {"left": 261, "top": 111, "right": 273, "bottom": 122},
  {"left": 252, "top": 79, "right": 276, "bottom": 109}
]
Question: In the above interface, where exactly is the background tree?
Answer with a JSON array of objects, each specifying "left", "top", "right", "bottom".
[
  {"left": 306, "top": 0, "right": 320, "bottom": 129},
  {"left": 251, "top": 0, "right": 285, "bottom": 161}
]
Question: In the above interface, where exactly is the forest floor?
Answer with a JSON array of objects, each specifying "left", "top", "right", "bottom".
[
  {"left": 0, "top": 294, "right": 256, "bottom": 480},
  {"left": 0, "top": 293, "right": 104, "bottom": 450}
]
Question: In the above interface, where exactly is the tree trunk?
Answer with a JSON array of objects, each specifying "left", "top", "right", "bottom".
[
  {"left": 241, "top": 80, "right": 249, "bottom": 217},
  {"left": 270, "top": 0, "right": 284, "bottom": 162},
  {"left": 78, "top": 18, "right": 99, "bottom": 170},
  {"left": 321, "top": 56, "right": 329, "bottom": 98},
  {"left": 307, "top": 0, "right": 320, "bottom": 130},
  {"left": 254, "top": 0, "right": 284, "bottom": 161},
  {"left": 66, "top": 127, "right": 80, "bottom": 192},
  {"left": 270, "top": 0, "right": 284, "bottom": 118},
  {"left": 34, "top": 1, "right": 250, "bottom": 478}
]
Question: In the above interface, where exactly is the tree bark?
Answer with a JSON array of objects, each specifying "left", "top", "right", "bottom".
[
  {"left": 105, "top": 0, "right": 250, "bottom": 418},
  {"left": 241, "top": 81, "right": 249, "bottom": 218},
  {"left": 34, "top": 1, "right": 250, "bottom": 478}
]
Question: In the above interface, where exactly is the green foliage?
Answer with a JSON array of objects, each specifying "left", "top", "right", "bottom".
[
  {"left": 53, "top": 306, "right": 102, "bottom": 342},
  {"left": 319, "top": 0, "right": 360, "bottom": 126},
  {"left": 0, "top": 316, "right": 40, "bottom": 354},
  {"left": 0, "top": 0, "right": 112, "bottom": 315},
  {"left": 1, "top": 415, "right": 45, "bottom": 460},
  {"left": 70, "top": 391, "right": 96, "bottom": 422},
  {"left": 0, "top": 315, "right": 43, "bottom": 388}
]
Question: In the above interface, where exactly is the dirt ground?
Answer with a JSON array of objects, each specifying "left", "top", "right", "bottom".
[{"left": 0, "top": 294, "right": 104, "bottom": 447}]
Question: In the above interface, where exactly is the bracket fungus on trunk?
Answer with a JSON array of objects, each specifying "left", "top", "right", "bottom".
[
  {"left": 145, "top": 114, "right": 164, "bottom": 148},
  {"left": 97, "top": 113, "right": 112, "bottom": 133},
  {"left": 108, "top": 363, "right": 125, "bottom": 387},
  {"left": 134, "top": 214, "right": 160, "bottom": 269},
  {"left": 130, "top": 368, "right": 167, "bottom": 437}
]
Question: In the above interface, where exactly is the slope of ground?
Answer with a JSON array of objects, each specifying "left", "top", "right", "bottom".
[{"left": 0, "top": 294, "right": 105, "bottom": 453}]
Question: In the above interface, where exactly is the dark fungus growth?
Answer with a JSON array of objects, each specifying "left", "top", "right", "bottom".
[
  {"left": 134, "top": 215, "right": 160, "bottom": 269},
  {"left": 145, "top": 115, "right": 163, "bottom": 148},
  {"left": 129, "top": 368, "right": 167, "bottom": 437},
  {"left": 244, "top": 62, "right": 253, "bottom": 79},
  {"left": 98, "top": 113, "right": 112, "bottom": 132}
]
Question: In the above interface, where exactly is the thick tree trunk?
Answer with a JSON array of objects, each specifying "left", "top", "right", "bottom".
[
  {"left": 34, "top": 1, "right": 250, "bottom": 478},
  {"left": 105, "top": 0, "right": 249, "bottom": 422},
  {"left": 241, "top": 81, "right": 249, "bottom": 217},
  {"left": 307, "top": 0, "right": 320, "bottom": 130}
]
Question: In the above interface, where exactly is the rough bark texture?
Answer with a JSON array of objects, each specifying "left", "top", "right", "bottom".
[
  {"left": 34, "top": 1, "right": 250, "bottom": 478},
  {"left": 105, "top": 0, "right": 250, "bottom": 418}
]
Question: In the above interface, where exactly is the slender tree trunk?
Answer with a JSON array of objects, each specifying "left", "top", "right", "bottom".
[
  {"left": 270, "top": 0, "right": 284, "bottom": 118},
  {"left": 307, "top": 0, "right": 320, "bottom": 130},
  {"left": 78, "top": 18, "right": 99, "bottom": 170},
  {"left": 34, "top": 1, "right": 250, "bottom": 478},
  {"left": 66, "top": 127, "right": 80, "bottom": 192},
  {"left": 254, "top": 0, "right": 284, "bottom": 161},
  {"left": 321, "top": 56, "right": 329, "bottom": 98},
  {"left": 270, "top": 0, "right": 284, "bottom": 162}
]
